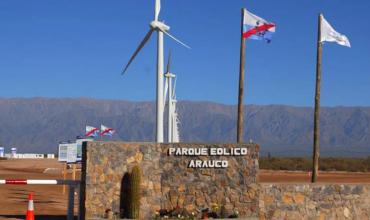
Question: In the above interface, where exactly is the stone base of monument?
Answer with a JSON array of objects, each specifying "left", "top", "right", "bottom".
[{"left": 81, "top": 142, "right": 260, "bottom": 219}]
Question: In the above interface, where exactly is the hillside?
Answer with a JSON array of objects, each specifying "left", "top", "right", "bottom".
[{"left": 0, "top": 97, "right": 369, "bottom": 157}]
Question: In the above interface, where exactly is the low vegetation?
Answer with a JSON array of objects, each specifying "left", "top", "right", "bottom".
[{"left": 260, "top": 156, "right": 370, "bottom": 172}]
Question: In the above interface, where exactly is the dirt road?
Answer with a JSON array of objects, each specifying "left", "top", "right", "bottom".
[{"left": 0, "top": 159, "right": 78, "bottom": 219}]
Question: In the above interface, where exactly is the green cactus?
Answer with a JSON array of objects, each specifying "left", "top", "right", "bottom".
[{"left": 129, "top": 165, "right": 141, "bottom": 219}]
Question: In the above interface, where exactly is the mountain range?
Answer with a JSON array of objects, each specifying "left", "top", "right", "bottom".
[{"left": 0, "top": 97, "right": 369, "bottom": 157}]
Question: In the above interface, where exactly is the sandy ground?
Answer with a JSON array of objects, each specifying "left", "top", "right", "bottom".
[
  {"left": 0, "top": 159, "right": 369, "bottom": 219},
  {"left": 260, "top": 169, "right": 370, "bottom": 183},
  {"left": 0, "top": 159, "right": 79, "bottom": 220}
]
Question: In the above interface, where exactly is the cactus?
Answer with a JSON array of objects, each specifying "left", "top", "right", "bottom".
[{"left": 129, "top": 165, "right": 141, "bottom": 219}]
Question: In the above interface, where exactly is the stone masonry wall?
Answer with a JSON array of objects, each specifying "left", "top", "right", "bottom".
[
  {"left": 259, "top": 184, "right": 370, "bottom": 220},
  {"left": 82, "top": 141, "right": 370, "bottom": 219},
  {"left": 82, "top": 142, "right": 162, "bottom": 219},
  {"left": 82, "top": 142, "right": 259, "bottom": 219},
  {"left": 160, "top": 143, "right": 259, "bottom": 218}
]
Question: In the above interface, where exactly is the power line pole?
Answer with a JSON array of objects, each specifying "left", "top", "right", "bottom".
[
  {"left": 312, "top": 13, "right": 323, "bottom": 183},
  {"left": 237, "top": 8, "right": 246, "bottom": 143}
]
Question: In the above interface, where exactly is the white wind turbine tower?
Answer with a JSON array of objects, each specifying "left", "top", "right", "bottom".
[
  {"left": 170, "top": 91, "right": 180, "bottom": 143},
  {"left": 122, "top": 0, "right": 190, "bottom": 143},
  {"left": 164, "top": 52, "right": 180, "bottom": 143}
]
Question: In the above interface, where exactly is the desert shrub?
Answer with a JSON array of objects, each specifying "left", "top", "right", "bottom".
[{"left": 260, "top": 156, "right": 370, "bottom": 172}]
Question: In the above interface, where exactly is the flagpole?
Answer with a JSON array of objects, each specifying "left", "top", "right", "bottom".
[
  {"left": 100, "top": 125, "right": 103, "bottom": 141},
  {"left": 84, "top": 121, "right": 86, "bottom": 136},
  {"left": 312, "top": 13, "right": 323, "bottom": 183},
  {"left": 237, "top": 8, "right": 246, "bottom": 143}
]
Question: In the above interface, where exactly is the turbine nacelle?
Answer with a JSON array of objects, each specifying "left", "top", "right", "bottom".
[
  {"left": 165, "top": 72, "right": 175, "bottom": 78},
  {"left": 150, "top": 20, "right": 170, "bottom": 31}
]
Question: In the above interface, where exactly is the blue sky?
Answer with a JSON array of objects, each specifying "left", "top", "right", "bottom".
[{"left": 0, "top": 0, "right": 369, "bottom": 106}]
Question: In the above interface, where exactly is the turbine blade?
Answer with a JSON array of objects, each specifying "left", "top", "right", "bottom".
[
  {"left": 166, "top": 50, "right": 172, "bottom": 73},
  {"left": 154, "top": 0, "right": 161, "bottom": 21},
  {"left": 122, "top": 29, "right": 154, "bottom": 74},
  {"left": 172, "top": 77, "right": 177, "bottom": 97},
  {"left": 162, "top": 30, "right": 191, "bottom": 49},
  {"left": 164, "top": 77, "right": 168, "bottom": 105}
]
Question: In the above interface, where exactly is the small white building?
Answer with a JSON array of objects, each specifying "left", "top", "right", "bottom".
[
  {"left": 21, "top": 154, "right": 45, "bottom": 159},
  {"left": 3, "top": 153, "right": 55, "bottom": 159},
  {"left": 0, "top": 147, "right": 4, "bottom": 157},
  {"left": 11, "top": 147, "right": 17, "bottom": 158}
]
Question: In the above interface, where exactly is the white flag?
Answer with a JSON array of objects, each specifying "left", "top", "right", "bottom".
[{"left": 320, "top": 15, "right": 351, "bottom": 47}]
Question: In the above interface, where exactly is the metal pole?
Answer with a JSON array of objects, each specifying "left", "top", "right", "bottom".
[
  {"left": 157, "top": 30, "right": 164, "bottom": 143},
  {"left": 237, "top": 8, "right": 246, "bottom": 143},
  {"left": 72, "top": 164, "right": 76, "bottom": 181},
  {"left": 168, "top": 75, "right": 173, "bottom": 143},
  {"left": 63, "top": 162, "right": 67, "bottom": 194},
  {"left": 67, "top": 185, "right": 75, "bottom": 220},
  {"left": 312, "top": 13, "right": 323, "bottom": 183},
  {"left": 77, "top": 184, "right": 82, "bottom": 220}
]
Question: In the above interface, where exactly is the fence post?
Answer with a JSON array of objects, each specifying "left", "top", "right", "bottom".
[
  {"left": 77, "top": 184, "right": 82, "bottom": 220},
  {"left": 68, "top": 184, "right": 75, "bottom": 220}
]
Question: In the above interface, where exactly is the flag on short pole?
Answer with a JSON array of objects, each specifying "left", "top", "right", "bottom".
[
  {"left": 242, "top": 9, "right": 276, "bottom": 42},
  {"left": 85, "top": 126, "right": 99, "bottom": 137},
  {"left": 100, "top": 124, "right": 115, "bottom": 136},
  {"left": 320, "top": 15, "right": 351, "bottom": 47}
]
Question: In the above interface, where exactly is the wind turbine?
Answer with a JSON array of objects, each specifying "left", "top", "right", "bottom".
[
  {"left": 164, "top": 52, "right": 180, "bottom": 143},
  {"left": 122, "top": 0, "right": 190, "bottom": 143},
  {"left": 171, "top": 77, "right": 180, "bottom": 143}
]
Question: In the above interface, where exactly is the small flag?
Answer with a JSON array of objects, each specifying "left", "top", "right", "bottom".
[
  {"left": 321, "top": 15, "right": 351, "bottom": 47},
  {"left": 100, "top": 124, "right": 115, "bottom": 136},
  {"left": 85, "top": 126, "right": 99, "bottom": 137},
  {"left": 242, "top": 9, "right": 276, "bottom": 42}
]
